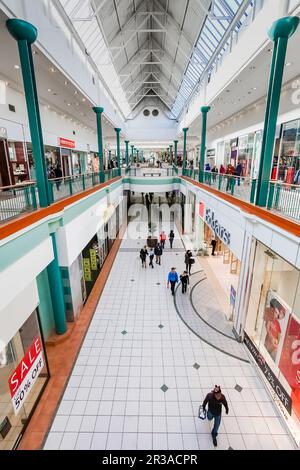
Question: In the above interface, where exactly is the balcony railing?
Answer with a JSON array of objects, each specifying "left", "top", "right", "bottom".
[
  {"left": 0, "top": 170, "right": 120, "bottom": 224},
  {"left": 126, "top": 167, "right": 177, "bottom": 177},
  {"left": 182, "top": 169, "right": 300, "bottom": 223},
  {"left": 0, "top": 182, "right": 37, "bottom": 223}
]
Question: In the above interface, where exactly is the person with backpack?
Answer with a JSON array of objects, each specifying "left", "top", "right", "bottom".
[
  {"left": 149, "top": 248, "right": 155, "bottom": 269},
  {"left": 180, "top": 270, "right": 189, "bottom": 294},
  {"left": 140, "top": 246, "right": 148, "bottom": 268},
  {"left": 154, "top": 243, "right": 163, "bottom": 265},
  {"left": 185, "top": 250, "right": 194, "bottom": 275},
  {"left": 202, "top": 385, "right": 229, "bottom": 447},
  {"left": 167, "top": 267, "right": 179, "bottom": 296},
  {"left": 169, "top": 230, "right": 175, "bottom": 249}
]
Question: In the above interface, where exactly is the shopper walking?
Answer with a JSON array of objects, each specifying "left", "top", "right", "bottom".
[
  {"left": 211, "top": 237, "right": 217, "bottom": 256},
  {"left": 140, "top": 246, "right": 148, "bottom": 268},
  {"left": 149, "top": 248, "right": 154, "bottom": 269},
  {"left": 167, "top": 267, "right": 179, "bottom": 296},
  {"left": 154, "top": 243, "right": 163, "bottom": 265},
  {"left": 169, "top": 230, "right": 175, "bottom": 249},
  {"left": 202, "top": 385, "right": 229, "bottom": 447},
  {"left": 180, "top": 270, "right": 189, "bottom": 294},
  {"left": 235, "top": 160, "right": 243, "bottom": 186},
  {"left": 160, "top": 231, "right": 167, "bottom": 249},
  {"left": 185, "top": 250, "right": 194, "bottom": 274}
]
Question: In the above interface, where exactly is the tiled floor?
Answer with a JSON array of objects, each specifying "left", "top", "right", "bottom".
[{"left": 44, "top": 223, "right": 295, "bottom": 450}]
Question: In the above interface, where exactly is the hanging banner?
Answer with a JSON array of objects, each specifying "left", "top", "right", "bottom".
[{"left": 8, "top": 337, "right": 44, "bottom": 415}]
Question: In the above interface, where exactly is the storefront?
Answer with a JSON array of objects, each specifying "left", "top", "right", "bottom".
[
  {"left": 58, "top": 137, "right": 75, "bottom": 177},
  {"left": 244, "top": 240, "right": 300, "bottom": 444},
  {"left": 197, "top": 202, "right": 241, "bottom": 321},
  {"left": 274, "top": 119, "right": 300, "bottom": 183},
  {"left": 0, "top": 310, "right": 49, "bottom": 450}
]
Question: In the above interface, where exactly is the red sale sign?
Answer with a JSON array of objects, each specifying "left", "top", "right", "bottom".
[
  {"left": 8, "top": 337, "right": 44, "bottom": 415},
  {"left": 279, "top": 316, "right": 300, "bottom": 389},
  {"left": 58, "top": 137, "right": 75, "bottom": 149}
]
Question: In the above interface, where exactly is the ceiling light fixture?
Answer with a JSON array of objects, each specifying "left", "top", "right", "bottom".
[
  {"left": 249, "top": 66, "right": 256, "bottom": 70},
  {"left": 64, "top": 81, "right": 68, "bottom": 85},
  {"left": 67, "top": 103, "right": 71, "bottom": 106},
  {"left": 14, "top": 64, "right": 20, "bottom": 69},
  {"left": 74, "top": 90, "right": 78, "bottom": 94},
  {"left": 48, "top": 88, "right": 52, "bottom": 92},
  {"left": 286, "top": 62, "right": 292, "bottom": 67},
  {"left": 82, "top": 98, "right": 86, "bottom": 102},
  {"left": 50, "top": 67, "right": 56, "bottom": 72}
]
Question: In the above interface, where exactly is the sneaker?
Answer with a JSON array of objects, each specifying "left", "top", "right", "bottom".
[{"left": 212, "top": 436, "right": 217, "bottom": 447}]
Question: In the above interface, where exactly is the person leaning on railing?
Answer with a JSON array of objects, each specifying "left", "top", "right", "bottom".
[
  {"left": 225, "top": 163, "right": 235, "bottom": 191},
  {"left": 211, "top": 165, "right": 218, "bottom": 182}
]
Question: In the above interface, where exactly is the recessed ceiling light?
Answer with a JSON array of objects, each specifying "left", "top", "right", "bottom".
[
  {"left": 50, "top": 67, "right": 56, "bottom": 72},
  {"left": 5, "top": 81, "right": 9, "bottom": 86},
  {"left": 286, "top": 62, "right": 292, "bottom": 67},
  {"left": 249, "top": 66, "right": 256, "bottom": 70},
  {"left": 235, "top": 79, "right": 241, "bottom": 83},
  {"left": 67, "top": 103, "right": 71, "bottom": 106},
  {"left": 47, "top": 88, "right": 52, "bottom": 92},
  {"left": 252, "top": 87, "right": 257, "bottom": 90},
  {"left": 76, "top": 103, "right": 79, "bottom": 106},
  {"left": 14, "top": 64, "right": 20, "bottom": 69},
  {"left": 82, "top": 97, "right": 86, "bottom": 102},
  {"left": 226, "top": 89, "right": 230, "bottom": 93},
  {"left": 74, "top": 90, "right": 78, "bottom": 94},
  {"left": 64, "top": 81, "right": 69, "bottom": 85}
]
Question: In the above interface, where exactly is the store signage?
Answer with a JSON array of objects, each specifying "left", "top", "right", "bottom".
[
  {"left": 279, "top": 315, "right": 300, "bottom": 390},
  {"left": 8, "top": 337, "right": 44, "bottom": 415},
  {"left": 83, "top": 258, "right": 92, "bottom": 281},
  {"left": 0, "top": 127, "right": 7, "bottom": 139},
  {"left": 58, "top": 137, "right": 75, "bottom": 149},
  {"left": 244, "top": 332, "right": 292, "bottom": 414},
  {"left": 230, "top": 285, "right": 236, "bottom": 307},
  {"left": 199, "top": 202, "right": 204, "bottom": 218},
  {"left": 205, "top": 208, "right": 231, "bottom": 245},
  {"left": 207, "top": 149, "right": 216, "bottom": 157}
]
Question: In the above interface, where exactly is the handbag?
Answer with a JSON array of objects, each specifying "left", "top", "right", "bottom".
[
  {"left": 198, "top": 405, "right": 206, "bottom": 420},
  {"left": 190, "top": 257, "right": 195, "bottom": 264}
]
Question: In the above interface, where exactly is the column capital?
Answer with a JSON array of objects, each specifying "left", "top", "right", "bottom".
[
  {"left": 200, "top": 106, "right": 211, "bottom": 114},
  {"left": 6, "top": 19, "right": 37, "bottom": 44},
  {"left": 182, "top": 127, "right": 189, "bottom": 133},
  {"left": 124, "top": 140, "right": 130, "bottom": 144},
  {"left": 92, "top": 106, "right": 104, "bottom": 114},
  {"left": 174, "top": 140, "right": 178, "bottom": 143},
  {"left": 114, "top": 127, "right": 121, "bottom": 133},
  {"left": 268, "top": 16, "right": 299, "bottom": 41}
]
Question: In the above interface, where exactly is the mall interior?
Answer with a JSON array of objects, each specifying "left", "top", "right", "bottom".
[{"left": 1, "top": 0, "right": 300, "bottom": 452}]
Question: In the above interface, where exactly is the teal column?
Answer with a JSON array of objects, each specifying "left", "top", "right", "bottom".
[
  {"left": 114, "top": 128, "right": 121, "bottom": 176},
  {"left": 131, "top": 145, "right": 134, "bottom": 164},
  {"left": 47, "top": 233, "right": 67, "bottom": 335},
  {"left": 137, "top": 149, "right": 139, "bottom": 163},
  {"left": 199, "top": 106, "right": 211, "bottom": 183},
  {"left": 182, "top": 127, "right": 189, "bottom": 169},
  {"left": 174, "top": 140, "right": 178, "bottom": 166},
  {"left": 93, "top": 107, "right": 105, "bottom": 183},
  {"left": 108, "top": 150, "right": 112, "bottom": 168},
  {"left": 255, "top": 16, "right": 299, "bottom": 207},
  {"left": 125, "top": 140, "right": 129, "bottom": 166},
  {"left": 6, "top": 19, "right": 50, "bottom": 207}
]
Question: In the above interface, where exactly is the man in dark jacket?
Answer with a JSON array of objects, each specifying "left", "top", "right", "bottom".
[
  {"left": 154, "top": 243, "right": 163, "bottom": 265},
  {"left": 184, "top": 250, "right": 193, "bottom": 274},
  {"left": 202, "top": 385, "right": 229, "bottom": 447}
]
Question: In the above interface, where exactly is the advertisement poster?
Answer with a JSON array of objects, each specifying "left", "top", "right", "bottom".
[
  {"left": 262, "top": 290, "right": 290, "bottom": 364},
  {"left": 279, "top": 315, "right": 300, "bottom": 418},
  {"left": 83, "top": 258, "right": 91, "bottom": 281},
  {"left": 8, "top": 337, "right": 44, "bottom": 415}
]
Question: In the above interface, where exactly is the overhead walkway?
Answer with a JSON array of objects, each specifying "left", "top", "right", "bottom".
[{"left": 42, "top": 222, "right": 295, "bottom": 451}]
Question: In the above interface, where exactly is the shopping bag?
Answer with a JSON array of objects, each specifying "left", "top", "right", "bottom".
[
  {"left": 198, "top": 405, "right": 206, "bottom": 420},
  {"left": 190, "top": 257, "right": 195, "bottom": 264}
]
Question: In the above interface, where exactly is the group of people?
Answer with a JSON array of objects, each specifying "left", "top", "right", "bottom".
[
  {"left": 139, "top": 230, "right": 175, "bottom": 269},
  {"left": 205, "top": 161, "right": 244, "bottom": 188},
  {"left": 166, "top": 249, "right": 195, "bottom": 296}
]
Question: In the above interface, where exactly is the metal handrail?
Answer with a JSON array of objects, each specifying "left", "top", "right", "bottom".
[{"left": 0, "top": 181, "right": 36, "bottom": 190}]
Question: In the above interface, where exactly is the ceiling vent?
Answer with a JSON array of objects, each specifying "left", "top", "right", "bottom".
[
  {"left": 143, "top": 109, "right": 150, "bottom": 116},
  {"left": 8, "top": 104, "right": 16, "bottom": 113},
  {"left": 152, "top": 109, "right": 159, "bottom": 117}
]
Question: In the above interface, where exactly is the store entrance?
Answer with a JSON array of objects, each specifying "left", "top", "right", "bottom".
[
  {"left": 202, "top": 224, "right": 241, "bottom": 321},
  {"left": 0, "top": 139, "right": 11, "bottom": 186},
  {"left": 61, "top": 149, "right": 72, "bottom": 177}
]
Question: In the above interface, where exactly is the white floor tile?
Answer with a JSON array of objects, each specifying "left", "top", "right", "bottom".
[
  {"left": 75, "top": 433, "right": 93, "bottom": 450},
  {"left": 43, "top": 433, "right": 63, "bottom": 450},
  {"left": 90, "top": 433, "right": 107, "bottom": 450},
  {"left": 59, "top": 432, "right": 78, "bottom": 450}
]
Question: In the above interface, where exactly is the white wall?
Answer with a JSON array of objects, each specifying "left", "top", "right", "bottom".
[
  {"left": 126, "top": 106, "right": 177, "bottom": 141},
  {"left": 0, "top": 86, "right": 98, "bottom": 151}
]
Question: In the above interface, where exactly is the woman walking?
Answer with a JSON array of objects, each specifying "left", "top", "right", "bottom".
[{"left": 140, "top": 246, "right": 148, "bottom": 268}]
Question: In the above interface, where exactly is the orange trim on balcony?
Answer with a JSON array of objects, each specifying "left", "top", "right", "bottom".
[
  {"left": 182, "top": 176, "right": 300, "bottom": 238},
  {"left": 0, "top": 177, "right": 122, "bottom": 241}
]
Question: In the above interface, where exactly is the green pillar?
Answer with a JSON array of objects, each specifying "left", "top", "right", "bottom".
[
  {"left": 6, "top": 19, "right": 50, "bottom": 207},
  {"left": 182, "top": 127, "right": 189, "bottom": 169},
  {"left": 47, "top": 233, "right": 67, "bottom": 335},
  {"left": 131, "top": 145, "right": 134, "bottom": 164},
  {"left": 137, "top": 149, "right": 139, "bottom": 163},
  {"left": 125, "top": 140, "right": 129, "bottom": 166},
  {"left": 174, "top": 140, "right": 178, "bottom": 166},
  {"left": 199, "top": 106, "right": 211, "bottom": 183},
  {"left": 114, "top": 128, "right": 121, "bottom": 176},
  {"left": 93, "top": 107, "right": 105, "bottom": 183},
  {"left": 255, "top": 16, "right": 299, "bottom": 206},
  {"left": 108, "top": 150, "right": 112, "bottom": 168}
]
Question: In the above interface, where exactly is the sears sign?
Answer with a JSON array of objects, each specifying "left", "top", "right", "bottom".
[{"left": 205, "top": 208, "right": 231, "bottom": 246}]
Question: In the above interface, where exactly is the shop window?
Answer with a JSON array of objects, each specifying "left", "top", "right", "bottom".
[
  {"left": 0, "top": 310, "right": 49, "bottom": 450},
  {"left": 245, "top": 240, "right": 300, "bottom": 438}
]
